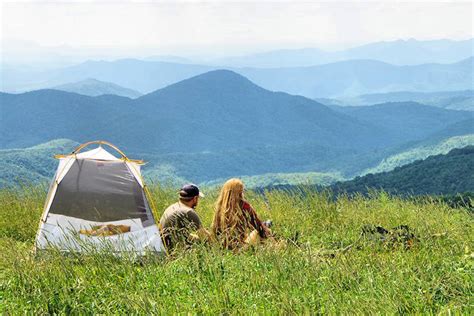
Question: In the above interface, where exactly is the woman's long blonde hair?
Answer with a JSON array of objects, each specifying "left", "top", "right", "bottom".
[{"left": 211, "top": 178, "right": 246, "bottom": 244}]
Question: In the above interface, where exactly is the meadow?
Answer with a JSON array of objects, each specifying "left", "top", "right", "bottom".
[{"left": 1, "top": 184, "right": 473, "bottom": 314}]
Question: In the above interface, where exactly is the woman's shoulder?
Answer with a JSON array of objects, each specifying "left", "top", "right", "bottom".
[{"left": 241, "top": 200, "right": 253, "bottom": 211}]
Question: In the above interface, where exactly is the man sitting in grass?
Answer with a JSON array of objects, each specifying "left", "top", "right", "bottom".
[{"left": 159, "top": 184, "right": 210, "bottom": 252}]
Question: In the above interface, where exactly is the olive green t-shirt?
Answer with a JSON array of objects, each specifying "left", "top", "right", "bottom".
[{"left": 159, "top": 202, "right": 202, "bottom": 250}]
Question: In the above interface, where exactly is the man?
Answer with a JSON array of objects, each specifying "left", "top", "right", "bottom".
[{"left": 159, "top": 183, "right": 210, "bottom": 251}]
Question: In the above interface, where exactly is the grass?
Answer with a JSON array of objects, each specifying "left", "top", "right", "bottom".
[{"left": 0, "top": 184, "right": 473, "bottom": 314}]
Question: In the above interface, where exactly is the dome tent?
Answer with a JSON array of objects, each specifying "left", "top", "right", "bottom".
[{"left": 35, "top": 141, "right": 165, "bottom": 254}]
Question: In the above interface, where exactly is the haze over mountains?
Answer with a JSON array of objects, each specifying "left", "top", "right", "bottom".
[
  {"left": 212, "top": 38, "right": 474, "bottom": 67},
  {"left": 319, "top": 90, "right": 474, "bottom": 111},
  {"left": 1, "top": 38, "right": 473, "bottom": 192},
  {"left": 244, "top": 57, "right": 473, "bottom": 98},
  {"left": 53, "top": 79, "right": 143, "bottom": 98},
  {"left": 2, "top": 58, "right": 472, "bottom": 99},
  {"left": 1, "top": 39, "right": 473, "bottom": 99}
]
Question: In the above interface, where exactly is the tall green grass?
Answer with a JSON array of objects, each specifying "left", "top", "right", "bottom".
[{"left": 1, "top": 185, "right": 473, "bottom": 313}]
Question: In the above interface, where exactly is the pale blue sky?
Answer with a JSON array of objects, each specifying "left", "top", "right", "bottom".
[{"left": 1, "top": 0, "right": 472, "bottom": 62}]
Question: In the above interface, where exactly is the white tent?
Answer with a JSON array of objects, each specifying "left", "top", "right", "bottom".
[{"left": 35, "top": 141, "right": 165, "bottom": 254}]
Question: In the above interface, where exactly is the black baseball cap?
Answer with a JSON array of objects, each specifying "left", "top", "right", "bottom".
[{"left": 179, "top": 183, "right": 204, "bottom": 199}]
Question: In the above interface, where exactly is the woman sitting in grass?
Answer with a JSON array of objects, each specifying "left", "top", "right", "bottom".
[{"left": 211, "top": 178, "right": 271, "bottom": 249}]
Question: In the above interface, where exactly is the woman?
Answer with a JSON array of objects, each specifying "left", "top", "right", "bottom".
[{"left": 211, "top": 178, "right": 271, "bottom": 249}]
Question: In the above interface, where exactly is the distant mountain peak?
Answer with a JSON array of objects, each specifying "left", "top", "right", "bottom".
[
  {"left": 52, "top": 78, "right": 142, "bottom": 98},
  {"left": 66, "top": 78, "right": 101, "bottom": 84},
  {"left": 192, "top": 69, "right": 252, "bottom": 82},
  {"left": 141, "top": 69, "right": 262, "bottom": 98}
]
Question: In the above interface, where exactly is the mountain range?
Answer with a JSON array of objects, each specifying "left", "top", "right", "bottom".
[
  {"left": 317, "top": 90, "right": 474, "bottom": 111},
  {"left": 3, "top": 70, "right": 470, "bottom": 151},
  {"left": 2, "top": 52, "right": 472, "bottom": 99},
  {"left": 1, "top": 37, "right": 472, "bottom": 193},
  {"left": 240, "top": 57, "right": 474, "bottom": 98},
  {"left": 1, "top": 70, "right": 473, "bottom": 185},
  {"left": 0, "top": 70, "right": 381, "bottom": 151},
  {"left": 211, "top": 38, "right": 474, "bottom": 67}
]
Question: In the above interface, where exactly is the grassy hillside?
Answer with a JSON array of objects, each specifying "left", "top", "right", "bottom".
[
  {"left": 1, "top": 186, "right": 472, "bottom": 313},
  {"left": 332, "top": 146, "right": 474, "bottom": 195}
]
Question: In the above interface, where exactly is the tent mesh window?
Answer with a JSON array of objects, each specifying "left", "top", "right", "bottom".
[{"left": 48, "top": 159, "right": 154, "bottom": 227}]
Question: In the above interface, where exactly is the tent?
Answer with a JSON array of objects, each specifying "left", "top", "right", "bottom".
[{"left": 35, "top": 141, "right": 165, "bottom": 254}]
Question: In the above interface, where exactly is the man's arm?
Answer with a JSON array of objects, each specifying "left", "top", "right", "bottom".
[{"left": 187, "top": 210, "right": 211, "bottom": 241}]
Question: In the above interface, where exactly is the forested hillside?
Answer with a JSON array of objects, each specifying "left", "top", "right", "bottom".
[
  {"left": 329, "top": 102, "right": 470, "bottom": 142},
  {"left": 3, "top": 70, "right": 470, "bottom": 153},
  {"left": 331, "top": 146, "right": 474, "bottom": 195},
  {"left": 362, "top": 134, "right": 474, "bottom": 175},
  {"left": 0, "top": 139, "right": 78, "bottom": 187}
]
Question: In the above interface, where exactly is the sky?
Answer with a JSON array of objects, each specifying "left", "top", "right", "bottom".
[{"left": 1, "top": 0, "right": 473, "bottom": 64}]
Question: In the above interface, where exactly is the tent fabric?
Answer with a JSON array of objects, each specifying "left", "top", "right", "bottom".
[
  {"left": 48, "top": 159, "right": 154, "bottom": 225},
  {"left": 35, "top": 144, "right": 164, "bottom": 254},
  {"left": 37, "top": 215, "right": 162, "bottom": 253},
  {"left": 126, "top": 161, "right": 144, "bottom": 187},
  {"left": 56, "top": 157, "right": 76, "bottom": 184},
  {"left": 76, "top": 146, "right": 121, "bottom": 161}
]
